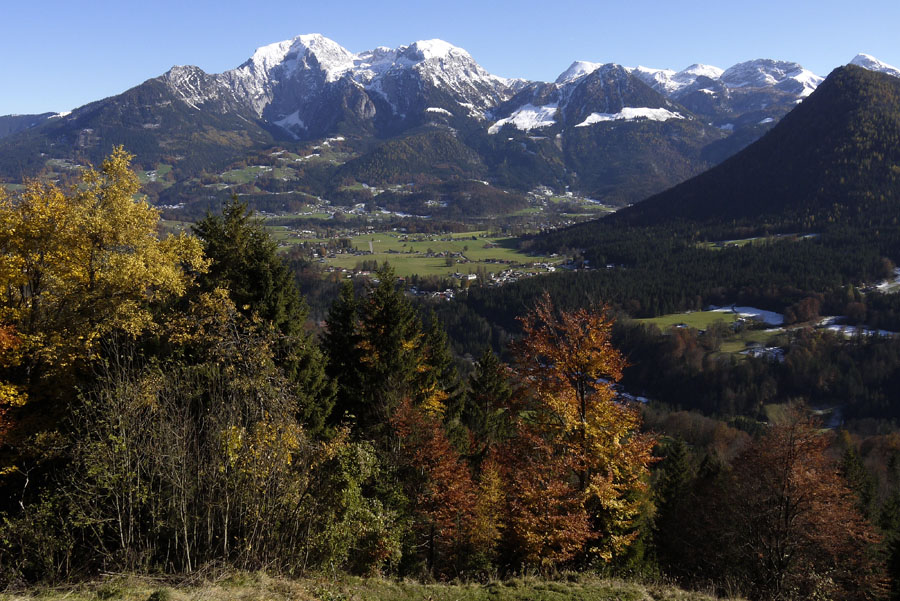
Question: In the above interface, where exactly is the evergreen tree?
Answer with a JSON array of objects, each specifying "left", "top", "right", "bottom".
[
  {"left": 323, "top": 281, "right": 363, "bottom": 426},
  {"left": 839, "top": 431, "right": 878, "bottom": 520},
  {"left": 192, "top": 197, "right": 333, "bottom": 435},
  {"left": 653, "top": 438, "right": 696, "bottom": 576},
  {"left": 354, "top": 264, "right": 424, "bottom": 435},
  {"left": 463, "top": 349, "right": 513, "bottom": 463},
  {"left": 193, "top": 197, "right": 302, "bottom": 335},
  {"left": 417, "top": 311, "right": 460, "bottom": 416}
]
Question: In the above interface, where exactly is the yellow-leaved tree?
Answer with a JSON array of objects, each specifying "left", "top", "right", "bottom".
[{"left": 0, "top": 146, "right": 206, "bottom": 411}]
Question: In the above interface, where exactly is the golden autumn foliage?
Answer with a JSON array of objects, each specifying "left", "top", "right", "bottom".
[{"left": 0, "top": 147, "right": 206, "bottom": 401}]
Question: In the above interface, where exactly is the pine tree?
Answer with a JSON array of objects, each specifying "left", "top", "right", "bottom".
[
  {"left": 653, "top": 437, "right": 696, "bottom": 575},
  {"left": 839, "top": 430, "right": 878, "bottom": 520},
  {"left": 417, "top": 311, "right": 460, "bottom": 416},
  {"left": 193, "top": 197, "right": 303, "bottom": 336}
]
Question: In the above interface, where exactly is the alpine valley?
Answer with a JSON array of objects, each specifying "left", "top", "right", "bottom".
[
  {"left": 1, "top": 33, "right": 897, "bottom": 220},
  {"left": 10, "top": 27, "right": 900, "bottom": 601}
]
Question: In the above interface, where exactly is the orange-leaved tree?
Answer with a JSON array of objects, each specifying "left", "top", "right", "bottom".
[
  {"left": 715, "top": 408, "right": 886, "bottom": 600},
  {"left": 392, "top": 397, "right": 475, "bottom": 575},
  {"left": 509, "top": 292, "right": 656, "bottom": 562}
]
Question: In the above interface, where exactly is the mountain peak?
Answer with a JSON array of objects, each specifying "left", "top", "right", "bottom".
[
  {"left": 404, "top": 39, "right": 467, "bottom": 61},
  {"left": 850, "top": 53, "right": 900, "bottom": 78},
  {"left": 556, "top": 61, "right": 603, "bottom": 84},
  {"left": 245, "top": 34, "right": 355, "bottom": 82},
  {"left": 677, "top": 63, "right": 724, "bottom": 80},
  {"left": 719, "top": 59, "right": 821, "bottom": 97},
  {"left": 720, "top": 59, "right": 804, "bottom": 87}
]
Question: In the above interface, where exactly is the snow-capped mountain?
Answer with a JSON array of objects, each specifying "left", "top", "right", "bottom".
[
  {"left": 850, "top": 54, "right": 900, "bottom": 79},
  {"left": 4, "top": 37, "right": 900, "bottom": 213},
  {"left": 490, "top": 63, "right": 682, "bottom": 134},
  {"left": 629, "top": 64, "right": 725, "bottom": 96},
  {"left": 162, "top": 34, "right": 518, "bottom": 138},
  {"left": 493, "top": 56, "right": 824, "bottom": 142},
  {"left": 718, "top": 59, "right": 822, "bottom": 97}
]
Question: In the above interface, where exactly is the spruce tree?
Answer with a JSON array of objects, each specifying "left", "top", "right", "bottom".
[
  {"left": 417, "top": 311, "right": 460, "bottom": 415},
  {"left": 652, "top": 437, "right": 697, "bottom": 578},
  {"left": 463, "top": 348, "right": 513, "bottom": 462},
  {"left": 192, "top": 197, "right": 334, "bottom": 435},
  {"left": 354, "top": 264, "right": 424, "bottom": 435},
  {"left": 323, "top": 281, "right": 363, "bottom": 426}
]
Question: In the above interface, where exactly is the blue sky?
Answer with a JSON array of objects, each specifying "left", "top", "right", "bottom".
[{"left": 3, "top": 0, "right": 899, "bottom": 115}]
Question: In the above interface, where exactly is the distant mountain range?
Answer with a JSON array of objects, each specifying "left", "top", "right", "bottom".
[{"left": 1, "top": 34, "right": 897, "bottom": 210}]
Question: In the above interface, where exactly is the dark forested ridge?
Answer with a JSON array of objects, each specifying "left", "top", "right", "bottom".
[{"left": 0, "top": 113, "right": 55, "bottom": 140}]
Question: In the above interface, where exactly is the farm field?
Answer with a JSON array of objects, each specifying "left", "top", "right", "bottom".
[{"left": 289, "top": 230, "right": 560, "bottom": 278}]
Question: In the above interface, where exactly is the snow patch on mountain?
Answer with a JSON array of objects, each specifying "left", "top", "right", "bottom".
[
  {"left": 629, "top": 66, "right": 676, "bottom": 91},
  {"left": 425, "top": 107, "right": 453, "bottom": 116},
  {"left": 488, "top": 103, "right": 558, "bottom": 134},
  {"left": 274, "top": 110, "right": 306, "bottom": 131},
  {"left": 164, "top": 65, "right": 224, "bottom": 110},
  {"left": 404, "top": 39, "right": 460, "bottom": 61},
  {"left": 575, "top": 107, "right": 684, "bottom": 127},
  {"left": 679, "top": 63, "right": 725, "bottom": 81},
  {"left": 851, "top": 54, "right": 900, "bottom": 78},
  {"left": 788, "top": 68, "right": 824, "bottom": 97}
]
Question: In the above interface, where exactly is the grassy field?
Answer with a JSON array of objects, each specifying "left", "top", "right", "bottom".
[
  {"left": 0, "top": 572, "right": 731, "bottom": 601},
  {"left": 636, "top": 311, "right": 787, "bottom": 358},
  {"left": 288, "top": 231, "right": 558, "bottom": 278},
  {"left": 698, "top": 233, "right": 816, "bottom": 251},
  {"left": 220, "top": 165, "right": 298, "bottom": 184},
  {"left": 158, "top": 219, "right": 193, "bottom": 235},
  {"left": 637, "top": 311, "right": 738, "bottom": 330},
  {"left": 718, "top": 329, "right": 785, "bottom": 354}
]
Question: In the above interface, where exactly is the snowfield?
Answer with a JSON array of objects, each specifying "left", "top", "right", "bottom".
[
  {"left": 709, "top": 305, "right": 785, "bottom": 326},
  {"left": 488, "top": 103, "right": 558, "bottom": 134},
  {"left": 575, "top": 107, "right": 684, "bottom": 127}
]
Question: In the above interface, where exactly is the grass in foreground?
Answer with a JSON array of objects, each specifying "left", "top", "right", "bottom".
[{"left": 0, "top": 572, "right": 736, "bottom": 601}]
